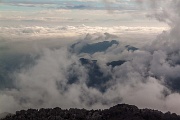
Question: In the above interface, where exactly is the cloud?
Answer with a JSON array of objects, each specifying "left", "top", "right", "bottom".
[
  {"left": 1, "top": 44, "right": 180, "bottom": 114},
  {"left": 0, "top": 24, "right": 179, "bottom": 115},
  {"left": 2, "top": 0, "right": 180, "bottom": 115},
  {"left": 0, "top": 25, "right": 166, "bottom": 39}
]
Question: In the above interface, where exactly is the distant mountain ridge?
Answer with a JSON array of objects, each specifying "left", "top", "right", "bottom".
[
  {"left": 70, "top": 40, "right": 138, "bottom": 55},
  {"left": 2, "top": 104, "right": 180, "bottom": 120},
  {"left": 71, "top": 40, "right": 119, "bottom": 54}
]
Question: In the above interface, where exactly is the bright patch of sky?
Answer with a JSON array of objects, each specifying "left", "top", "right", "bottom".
[
  {"left": 0, "top": 0, "right": 139, "bottom": 11},
  {"left": 0, "top": 0, "right": 167, "bottom": 27}
]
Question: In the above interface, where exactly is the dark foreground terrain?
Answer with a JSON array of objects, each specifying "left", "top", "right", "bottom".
[{"left": 2, "top": 104, "right": 180, "bottom": 120}]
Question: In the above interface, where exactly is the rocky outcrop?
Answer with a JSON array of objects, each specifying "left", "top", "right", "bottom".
[{"left": 2, "top": 104, "right": 180, "bottom": 120}]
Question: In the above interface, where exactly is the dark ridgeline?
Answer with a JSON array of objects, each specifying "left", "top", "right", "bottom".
[
  {"left": 70, "top": 40, "right": 119, "bottom": 54},
  {"left": 107, "top": 60, "right": 126, "bottom": 68},
  {"left": 2, "top": 104, "right": 180, "bottom": 120}
]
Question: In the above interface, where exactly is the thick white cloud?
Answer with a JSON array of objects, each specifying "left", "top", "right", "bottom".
[
  {"left": 1, "top": 44, "right": 180, "bottom": 114},
  {"left": 0, "top": 23, "right": 178, "bottom": 114},
  {"left": 0, "top": 25, "right": 166, "bottom": 56},
  {"left": 0, "top": 25, "right": 166, "bottom": 41}
]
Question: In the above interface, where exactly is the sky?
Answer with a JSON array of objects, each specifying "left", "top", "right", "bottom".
[{"left": 0, "top": 0, "right": 167, "bottom": 27}]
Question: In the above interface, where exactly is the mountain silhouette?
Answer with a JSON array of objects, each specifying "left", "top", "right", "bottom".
[
  {"left": 71, "top": 40, "right": 119, "bottom": 54},
  {"left": 2, "top": 104, "right": 180, "bottom": 120}
]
